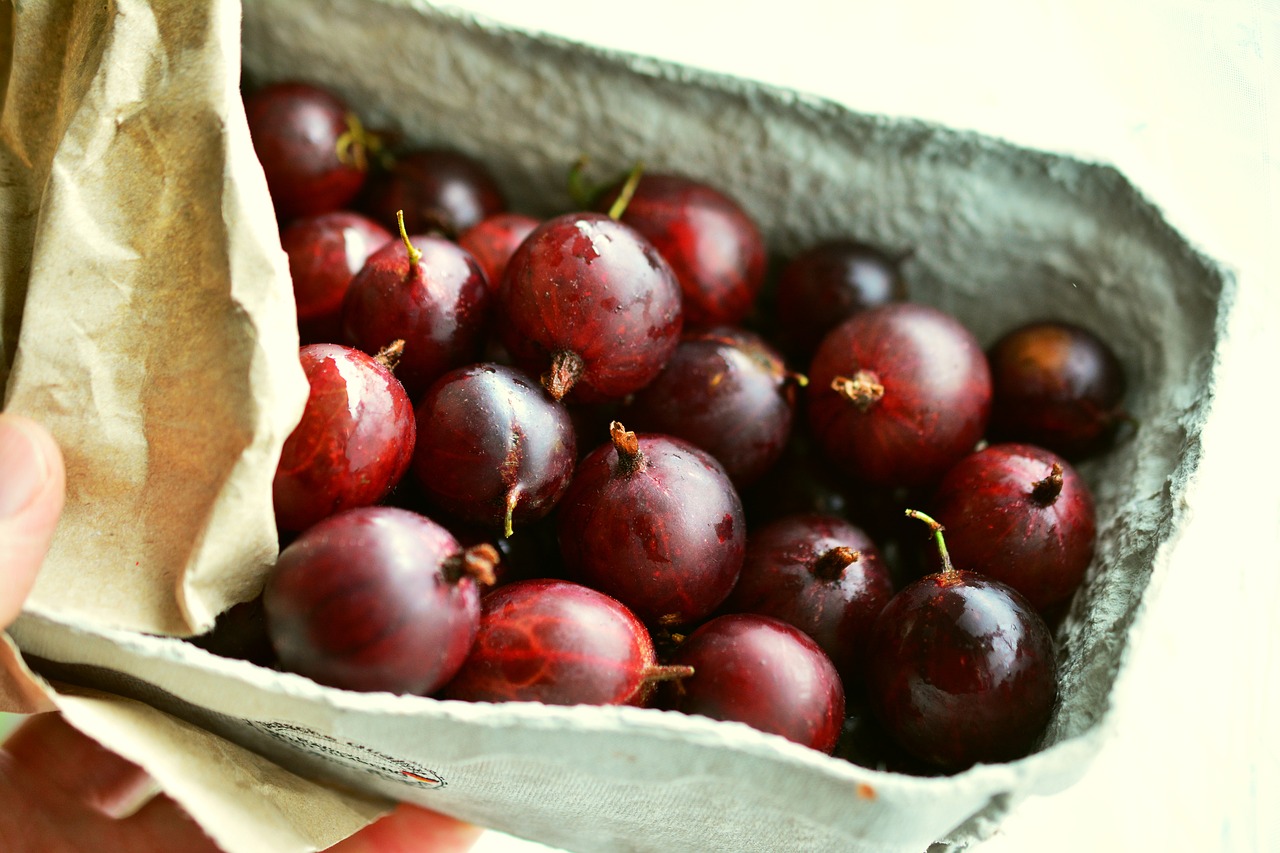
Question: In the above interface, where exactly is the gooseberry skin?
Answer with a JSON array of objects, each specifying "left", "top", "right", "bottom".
[
  {"left": 807, "top": 302, "right": 992, "bottom": 489},
  {"left": 244, "top": 82, "right": 367, "bottom": 221},
  {"left": 623, "top": 327, "right": 798, "bottom": 488},
  {"left": 411, "top": 364, "right": 577, "bottom": 535},
  {"left": 721, "top": 513, "right": 894, "bottom": 688},
  {"left": 458, "top": 212, "right": 540, "bottom": 291},
  {"left": 929, "top": 443, "right": 1096, "bottom": 612},
  {"left": 987, "top": 320, "right": 1127, "bottom": 459},
  {"left": 555, "top": 427, "right": 745, "bottom": 626},
  {"left": 342, "top": 233, "right": 492, "bottom": 399},
  {"left": 272, "top": 344, "right": 415, "bottom": 533},
  {"left": 440, "top": 579, "right": 664, "bottom": 706},
  {"left": 865, "top": 571, "right": 1058, "bottom": 771},
  {"left": 359, "top": 148, "right": 507, "bottom": 237},
  {"left": 775, "top": 239, "right": 908, "bottom": 359},
  {"left": 658, "top": 613, "right": 846, "bottom": 754},
  {"left": 263, "top": 507, "right": 483, "bottom": 695},
  {"left": 497, "top": 212, "right": 683, "bottom": 403},
  {"left": 281, "top": 211, "right": 393, "bottom": 344},
  {"left": 598, "top": 173, "right": 766, "bottom": 329}
]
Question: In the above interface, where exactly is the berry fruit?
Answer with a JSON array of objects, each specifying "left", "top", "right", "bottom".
[
  {"left": 865, "top": 510, "right": 1058, "bottom": 770},
  {"left": 263, "top": 507, "right": 496, "bottom": 695},
  {"left": 987, "top": 319, "right": 1128, "bottom": 459},
  {"left": 929, "top": 443, "right": 1096, "bottom": 612},
  {"left": 272, "top": 343, "right": 415, "bottom": 533},
  {"left": 807, "top": 302, "right": 991, "bottom": 488},
  {"left": 411, "top": 363, "right": 577, "bottom": 537},
  {"left": 441, "top": 578, "right": 690, "bottom": 706},
  {"left": 598, "top": 172, "right": 766, "bottom": 328},
  {"left": 497, "top": 212, "right": 683, "bottom": 402},
  {"left": 556, "top": 422, "right": 745, "bottom": 626},
  {"left": 659, "top": 613, "right": 845, "bottom": 754},
  {"left": 342, "top": 213, "right": 492, "bottom": 398},
  {"left": 244, "top": 81, "right": 371, "bottom": 221}
]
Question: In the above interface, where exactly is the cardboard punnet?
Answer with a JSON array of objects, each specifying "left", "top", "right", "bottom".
[{"left": 0, "top": 1, "right": 1234, "bottom": 851}]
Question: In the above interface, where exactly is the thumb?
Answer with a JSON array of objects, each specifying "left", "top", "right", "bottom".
[{"left": 0, "top": 413, "right": 66, "bottom": 629}]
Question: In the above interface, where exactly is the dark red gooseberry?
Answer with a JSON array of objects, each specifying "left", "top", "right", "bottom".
[
  {"left": 987, "top": 319, "right": 1128, "bottom": 459},
  {"left": 189, "top": 597, "right": 275, "bottom": 667},
  {"left": 775, "top": 239, "right": 908, "bottom": 359},
  {"left": 411, "top": 363, "right": 577, "bottom": 537},
  {"left": 281, "top": 211, "right": 393, "bottom": 344},
  {"left": 359, "top": 148, "right": 506, "bottom": 237},
  {"left": 342, "top": 220, "right": 492, "bottom": 398},
  {"left": 244, "top": 81, "right": 370, "bottom": 221},
  {"left": 263, "top": 506, "right": 497, "bottom": 695},
  {"left": 623, "top": 327, "right": 801, "bottom": 487},
  {"left": 440, "top": 579, "right": 690, "bottom": 706},
  {"left": 721, "top": 513, "right": 894, "bottom": 688},
  {"left": 658, "top": 613, "right": 845, "bottom": 754},
  {"left": 598, "top": 172, "right": 766, "bottom": 328},
  {"left": 807, "top": 302, "right": 991, "bottom": 489},
  {"left": 272, "top": 343, "right": 415, "bottom": 533},
  {"left": 865, "top": 511, "right": 1058, "bottom": 771},
  {"left": 458, "top": 212, "right": 540, "bottom": 291},
  {"left": 497, "top": 212, "right": 683, "bottom": 402},
  {"left": 556, "top": 422, "right": 745, "bottom": 626},
  {"left": 929, "top": 443, "right": 1096, "bottom": 612}
]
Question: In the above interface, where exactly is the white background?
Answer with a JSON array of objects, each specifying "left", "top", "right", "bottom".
[{"left": 433, "top": 2, "right": 1280, "bottom": 852}]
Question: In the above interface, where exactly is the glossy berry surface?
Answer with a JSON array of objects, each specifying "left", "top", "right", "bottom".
[
  {"left": 458, "top": 212, "right": 540, "bottom": 290},
  {"left": 987, "top": 319, "right": 1128, "bottom": 459},
  {"left": 412, "top": 363, "right": 577, "bottom": 536},
  {"left": 623, "top": 327, "right": 799, "bottom": 487},
  {"left": 721, "top": 513, "right": 894, "bottom": 688},
  {"left": 807, "top": 302, "right": 991, "bottom": 488},
  {"left": 556, "top": 423, "right": 745, "bottom": 626},
  {"left": 263, "top": 506, "right": 494, "bottom": 695},
  {"left": 281, "top": 211, "right": 393, "bottom": 344},
  {"left": 497, "top": 212, "right": 682, "bottom": 402},
  {"left": 599, "top": 172, "right": 766, "bottom": 328},
  {"left": 359, "top": 148, "right": 506, "bottom": 237},
  {"left": 658, "top": 613, "right": 845, "bottom": 754},
  {"left": 441, "top": 578, "right": 685, "bottom": 706},
  {"left": 865, "top": 568, "right": 1058, "bottom": 771},
  {"left": 775, "top": 239, "right": 908, "bottom": 359},
  {"left": 244, "top": 81, "right": 369, "bottom": 221},
  {"left": 272, "top": 344, "right": 415, "bottom": 533},
  {"left": 342, "top": 231, "right": 492, "bottom": 398},
  {"left": 930, "top": 443, "right": 1096, "bottom": 612}
]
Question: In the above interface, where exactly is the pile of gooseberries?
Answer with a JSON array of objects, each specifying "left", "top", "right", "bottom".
[{"left": 195, "top": 80, "right": 1132, "bottom": 774}]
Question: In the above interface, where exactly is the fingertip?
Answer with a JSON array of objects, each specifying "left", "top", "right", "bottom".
[
  {"left": 327, "top": 803, "right": 484, "bottom": 853},
  {"left": 0, "top": 412, "right": 66, "bottom": 627}
]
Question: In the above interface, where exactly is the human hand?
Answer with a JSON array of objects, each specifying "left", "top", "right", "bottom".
[{"left": 0, "top": 412, "right": 481, "bottom": 852}]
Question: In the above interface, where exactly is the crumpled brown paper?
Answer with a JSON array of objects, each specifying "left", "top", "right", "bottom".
[{"left": 0, "top": 0, "right": 307, "bottom": 643}]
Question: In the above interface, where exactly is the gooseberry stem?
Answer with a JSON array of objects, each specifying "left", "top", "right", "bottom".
[
  {"left": 443, "top": 543, "right": 500, "bottom": 586},
  {"left": 396, "top": 209, "right": 422, "bottom": 270},
  {"left": 609, "top": 420, "right": 645, "bottom": 477},
  {"left": 607, "top": 160, "right": 645, "bottom": 220},
  {"left": 374, "top": 339, "right": 405, "bottom": 372},
  {"left": 904, "top": 508, "right": 954, "bottom": 574},
  {"left": 831, "top": 370, "right": 884, "bottom": 411},
  {"left": 812, "top": 546, "right": 858, "bottom": 582},
  {"left": 1030, "top": 462, "right": 1064, "bottom": 505},
  {"left": 542, "top": 350, "right": 584, "bottom": 401}
]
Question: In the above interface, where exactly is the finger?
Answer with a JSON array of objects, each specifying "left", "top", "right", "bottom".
[
  {"left": 326, "top": 803, "right": 484, "bottom": 853},
  {"left": 3, "top": 713, "right": 155, "bottom": 818},
  {"left": 0, "top": 412, "right": 66, "bottom": 628},
  {"left": 120, "top": 791, "right": 224, "bottom": 851}
]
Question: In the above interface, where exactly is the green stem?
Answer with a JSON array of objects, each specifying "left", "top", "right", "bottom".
[{"left": 904, "top": 508, "right": 954, "bottom": 574}]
